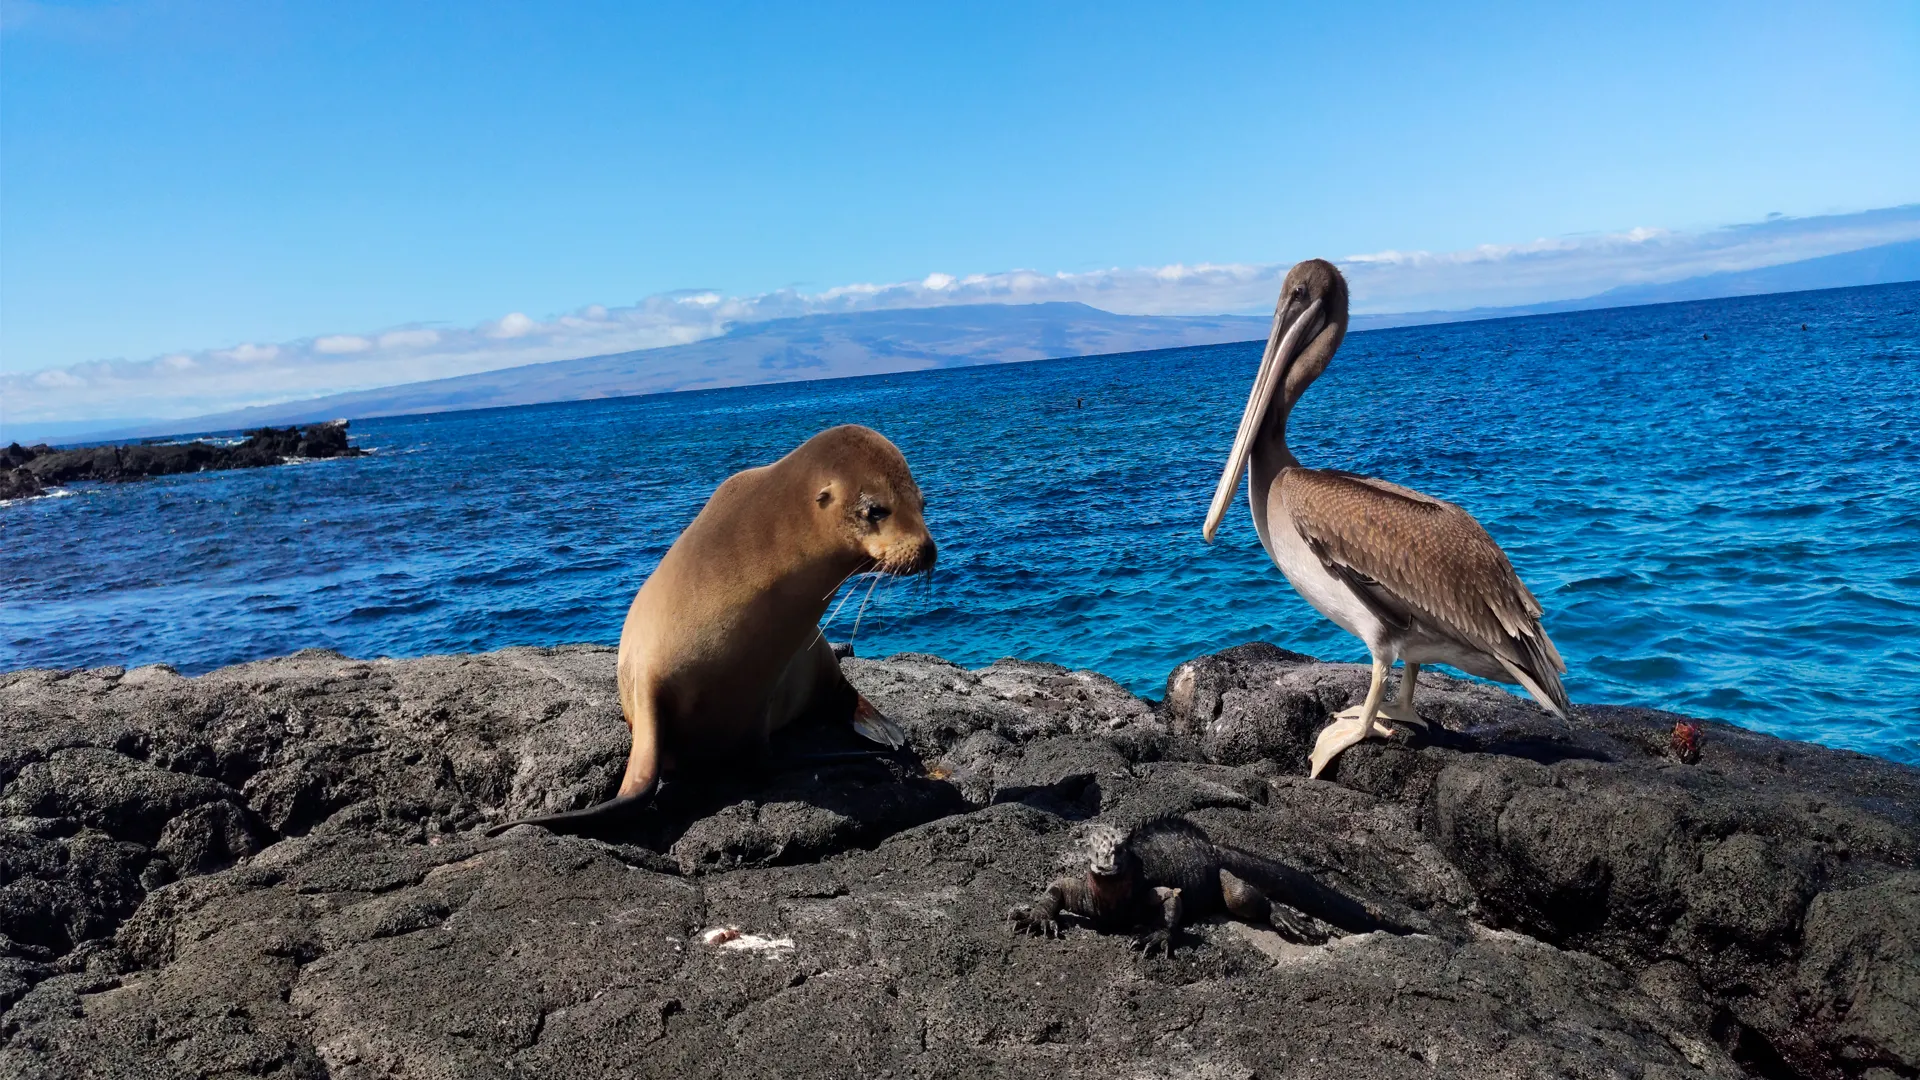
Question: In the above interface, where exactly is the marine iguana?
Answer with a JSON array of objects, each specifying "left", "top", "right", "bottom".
[{"left": 1007, "top": 816, "right": 1407, "bottom": 955}]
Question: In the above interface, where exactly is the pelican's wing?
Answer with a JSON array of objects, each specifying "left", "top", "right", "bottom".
[{"left": 1280, "top": 468, "right": 1569, "bottom": 714}]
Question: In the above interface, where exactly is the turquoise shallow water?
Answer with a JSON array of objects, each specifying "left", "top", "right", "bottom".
[{"left": 3, "top": 282, "right": 1917, "bottom": 763}]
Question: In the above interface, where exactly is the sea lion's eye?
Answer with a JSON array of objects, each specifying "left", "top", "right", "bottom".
[{"left": 864, "top": 504, "right": 891, "bottom": 523}]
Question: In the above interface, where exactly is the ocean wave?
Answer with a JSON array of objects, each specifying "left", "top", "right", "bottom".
[{"left": 0, "top": 487, "right": 76, "bottom": 507}]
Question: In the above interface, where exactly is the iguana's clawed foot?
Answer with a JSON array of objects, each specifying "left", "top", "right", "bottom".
[
  {"left": 1133, "top": 929, "right": 1174, "bottom": 957},
  {"left": 1007, "top": 905, "right": 1061, "bottom": 939}
]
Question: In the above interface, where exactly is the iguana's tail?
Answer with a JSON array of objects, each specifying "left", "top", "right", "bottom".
[{"left": 1215, "top": 846, "right": 1410, "bottom": 935}]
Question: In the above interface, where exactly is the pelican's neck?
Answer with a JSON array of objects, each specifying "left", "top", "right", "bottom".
[
  {"left": 1250, "top": 391, "right": 1302, "bottom": 501},
  {"left": 1259, "top": 401, "right": 1300, "bottom": 468},
  {"left": 1254, "top": 318, "right": 1341, "bottom": 482}
]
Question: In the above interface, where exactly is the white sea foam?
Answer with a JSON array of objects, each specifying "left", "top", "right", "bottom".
[{"left": 0, "top": 487, "right": 75, "bottom": 508}]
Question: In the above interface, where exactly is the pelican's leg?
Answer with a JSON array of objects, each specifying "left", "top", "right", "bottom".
[
  {"left": 1310, "top": 656, "right": 1389, "bottom": 778},
  {"left": 1374, "top": 662, "right": 1427, "bottom": 730}
]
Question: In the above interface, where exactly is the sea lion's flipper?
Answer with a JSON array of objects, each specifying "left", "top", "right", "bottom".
[
  {"left": 850, "top": 694, "right": 906, "bottom": 749},
  {"left": 773, "top": 631, "right": 903, "bottom": 749},
  {"left": 484, "top": 775, "right": 660, "bottom": 838}
]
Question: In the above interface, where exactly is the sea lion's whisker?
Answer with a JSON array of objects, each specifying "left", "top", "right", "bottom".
[
  {"left": 850, "top": 573, "right": 884, "bottom": 645},
  {"left": 821, "top": 558, "right": 878, "bottom": 603},
  {"left": 823, "top": 571, "right": 877, "bottom": 633}
]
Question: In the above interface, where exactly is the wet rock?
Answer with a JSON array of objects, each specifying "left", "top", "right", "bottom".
[
  {"left": 0, "top": 465, "right": 43, "bottom": 501},
  {"left": 0, "top": 643, "right": 1912, "bottom": 1078}
]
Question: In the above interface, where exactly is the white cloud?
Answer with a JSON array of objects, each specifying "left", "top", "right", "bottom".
[
  {"left": 219, "top": 342, "right": 280, "bottom": 363},
  {"left": 313, "top": 334, "right": 372, "bottom": 354},
  {"left": 5, "top": 204, "right": 1915, "bottom": 430},
  {"left": 490, "top": 312, "right": 536, "bottom": 338},
  {"left": 1339, "top": 208, "right": 1920, "bottom": 313},
  {"left": 378, "top": 329, "right": 441, "bottom": 349}
]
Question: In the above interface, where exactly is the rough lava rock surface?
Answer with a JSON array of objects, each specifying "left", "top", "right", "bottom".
[{"left": 1, "top": 642, "right": 1914, "bottom": 1079}]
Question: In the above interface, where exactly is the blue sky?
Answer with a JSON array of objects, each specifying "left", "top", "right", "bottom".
[{"left": 3, "top": 0, "right": 1917, "bottom": 424}]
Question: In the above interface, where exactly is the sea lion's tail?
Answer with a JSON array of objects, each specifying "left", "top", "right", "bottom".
[{"left": 484, "top": 775, "right": 660, "bottom": 838}]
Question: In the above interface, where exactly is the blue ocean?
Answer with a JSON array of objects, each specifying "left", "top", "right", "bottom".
[{"left": 4, "top": 283, "right": 1917, "bottom": 764}]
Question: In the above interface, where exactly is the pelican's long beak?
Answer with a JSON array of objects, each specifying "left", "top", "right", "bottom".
[{"left": 1202, "top": 297, "right": 1321, "bottom": 542}]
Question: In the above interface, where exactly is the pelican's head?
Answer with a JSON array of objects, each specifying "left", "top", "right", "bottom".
[{"left": 1201, "top": 259, "right": 1350, "bottom": 542}]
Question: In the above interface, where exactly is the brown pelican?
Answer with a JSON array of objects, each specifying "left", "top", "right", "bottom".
[{"left": 1202, "top": 259, "right": 1568, "bottom": 777}]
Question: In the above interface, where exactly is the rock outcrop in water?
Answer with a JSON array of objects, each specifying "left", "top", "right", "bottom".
[
  {"left": 0, "top": 421, "right": 365, "bottom": 502},
  {"left": 1, "top": 643, "right": 1914, "bottom": 1079}
]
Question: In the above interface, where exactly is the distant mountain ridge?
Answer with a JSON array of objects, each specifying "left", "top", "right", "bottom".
[
  {"left": 102, "top": 303, "right": 1272, "bottom": 436},
  {"left": 52, "top": 240, "right": 1920, "bottom": 443},
  {"left": 1351, "top": 238, "right": 1920, "bottom": 328}
]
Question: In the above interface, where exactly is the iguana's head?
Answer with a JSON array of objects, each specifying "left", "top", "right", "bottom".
[{"left": 1084, "top": 824, "right": 1134, "bottom": 879}]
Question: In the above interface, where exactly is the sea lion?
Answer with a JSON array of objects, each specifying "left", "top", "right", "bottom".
[{"left": 487, "top": 424, "right": 936, "bottom": 837}]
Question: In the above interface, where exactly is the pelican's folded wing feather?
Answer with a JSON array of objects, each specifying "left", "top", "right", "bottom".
[{"left": 1280, "top": 468, "right": 1569, "bottom": 714}]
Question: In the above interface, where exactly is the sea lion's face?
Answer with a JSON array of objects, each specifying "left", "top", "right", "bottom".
[
  {"left": 846, "top": 473, "right": 936, "bottom": 575},
  {"left": 807, "top": 426, "right": 938, "bottom": 576}
]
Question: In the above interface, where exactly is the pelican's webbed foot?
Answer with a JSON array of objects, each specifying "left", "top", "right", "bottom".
[
  {"left": 1309, "top": 713, "right": 1378, "bottom": 777},
  {"left": 1310, "top": 656, "right": 1396, "bottom": 778},
  {"left": 1330, "top": 703, "right": 1399, "bottom": 740},
  {"left": 1372, "top": 700, "right": 1427, "bottom": 732}
]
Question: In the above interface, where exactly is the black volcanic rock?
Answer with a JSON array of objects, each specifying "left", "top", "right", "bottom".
[
  {"left": 4, "top": 421, "right": 365, "bottom": 497},
  {"left": 0, "top": 645, "right": 1912, "bottom": 1079},
  {"left": 0, "top": 469, "right": 43, "bottom": 502},
  {"left": 0, "top": 445, "right": 50, "bottom": 499},
  {"left": 1162, "top": 645, "right": 1920, "bottom": 1080}
]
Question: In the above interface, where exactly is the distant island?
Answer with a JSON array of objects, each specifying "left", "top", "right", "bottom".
[{"left": 0, "top": 420, "right": 365, "bottom": 502}]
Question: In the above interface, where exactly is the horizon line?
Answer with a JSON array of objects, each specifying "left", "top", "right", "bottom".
[{"left": 16, "top": 274, "right": 1915, "bottom": 449}]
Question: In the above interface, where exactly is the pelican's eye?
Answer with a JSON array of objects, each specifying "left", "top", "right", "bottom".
[{"left": 1291, "top": 284, "right": 1309, "bottom": 303}]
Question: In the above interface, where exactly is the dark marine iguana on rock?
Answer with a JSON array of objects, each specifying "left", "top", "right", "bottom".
[{"left": 1008, "top": 816, "right": 1409, "bottom": 955}]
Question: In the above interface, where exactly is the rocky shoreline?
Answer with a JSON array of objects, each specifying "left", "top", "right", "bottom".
[
  {"left": 0, "top": 420, "right": 366, "bottom": 502},
  {"left": 1, "top": 643, "right": 1914, "bottom": 1079}
]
